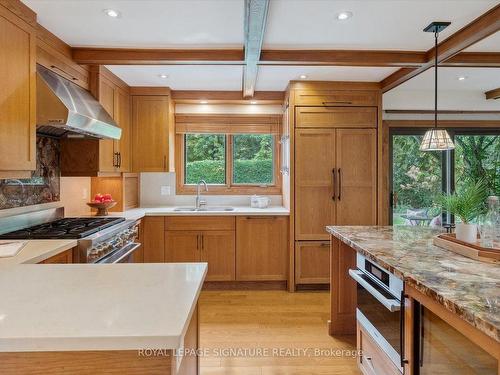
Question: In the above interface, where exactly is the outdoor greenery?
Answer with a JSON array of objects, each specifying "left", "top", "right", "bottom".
[
  {"left": 184, "top": 133, "right": 273, "bottom": 185},
  {"left": 393, "top": 134, "right": 500, "bottom": 225},
  {"left": 437, "top": 179, "right": 488, "bottom": 224}
]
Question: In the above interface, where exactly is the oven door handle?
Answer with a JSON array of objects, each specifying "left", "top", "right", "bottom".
[
  {"left": 98, "top": 242, "right": 141, "bottom": 264},
  {"left": 348, "top": 269, "right": 401, "bottom": 312}
]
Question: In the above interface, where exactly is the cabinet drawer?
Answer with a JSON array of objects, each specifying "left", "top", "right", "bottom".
[
  {"left": 295, "top": 241, "right": 330, "bottom": 284},
  {"left": 358, "top": 324, "right": 401, "bottom": 375},
  {"left": 295, "top": 107, "right": 377, "bottom": 128},
  {"left": 294, "top": 90, "right": 378, "bottom": 106},
  {"left": 165, "top": 216, "right": 235, "bottom": 231}
]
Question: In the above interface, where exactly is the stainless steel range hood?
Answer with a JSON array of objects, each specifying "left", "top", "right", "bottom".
[{"left": 36, "top": 65, "right": 121, "bottom": 139}]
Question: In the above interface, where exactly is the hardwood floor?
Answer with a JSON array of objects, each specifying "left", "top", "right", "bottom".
[{"left": 199, "top": 290, "right": 360, "bottom": 375}]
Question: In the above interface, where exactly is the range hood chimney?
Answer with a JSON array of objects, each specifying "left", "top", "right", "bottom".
[{"left": 36, "top": 65, "right": 121, "bottom": 139}]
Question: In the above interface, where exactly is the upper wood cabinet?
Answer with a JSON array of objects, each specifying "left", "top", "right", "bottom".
[
  {"left": 295, "top": 107, "right": 377, "bottom": 129},
  {"left": 131, "top": 95, "right": 170, "bottom": 172},
  {"left": 35, "top": 24, "right": 89, "bottom": 90},
  {"left": 0, "top": 4, "right": 36, "bottom": 178},
  {"left": 60, "top": 68, "right": 131, "bottom": 176},
  {"left": 294, "top": 89, "right": 378, "bottom": 106},
  {"left": 236, "top": 216, "right": 288, "bottom": 281}
]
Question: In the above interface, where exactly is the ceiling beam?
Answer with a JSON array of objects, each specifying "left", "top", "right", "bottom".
[
  {"left": 71, "top": 48, "right": 500, "bottom": 67},
  {"left": 485, "top": 87, "right": 500, "bottom": 100},
  {"left": 443, "top": 52, "right": 500, "bottom": 67},
  {"left": 381, "top": 4, "right": 500, "bottom": 92},
  {"left": 242, "top": 0, "right": 269, "bottom": 98},
  {"left": 72, "top": 48, "right": 244, "bottom": 65},
  {"left": 260, "top": 50, "right": 427, "bottom": 67}
]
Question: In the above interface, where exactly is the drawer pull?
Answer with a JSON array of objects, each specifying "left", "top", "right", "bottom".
[
  {"left": 365, "top": 356, "right": 375, "bottom": 371},
  {"left": 322, "top": 101, "right": 353, "bottom": 105}
]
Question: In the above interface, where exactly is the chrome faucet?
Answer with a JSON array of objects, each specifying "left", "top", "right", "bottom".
[{"left": 196, "top": 180, "right": 208, "bottom": 209}]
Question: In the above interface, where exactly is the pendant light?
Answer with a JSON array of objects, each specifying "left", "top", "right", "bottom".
[{"left": 420, "top": 22, "right": 455, "bottom": 152}]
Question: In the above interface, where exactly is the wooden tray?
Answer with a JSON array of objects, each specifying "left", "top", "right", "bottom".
[{"left": 433, "top": 233, "right": 500, "bottom": 263}]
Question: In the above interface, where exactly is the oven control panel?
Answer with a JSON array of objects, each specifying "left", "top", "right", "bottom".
[{"left": 87, "top": 223, "right": 139, "bottom": 263}]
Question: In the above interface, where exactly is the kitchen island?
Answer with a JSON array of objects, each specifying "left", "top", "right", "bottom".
[
  {"left": 0, "top": 262, "right": 206, "bottom": 374},
  {"left": 327, "top": 226, "right": 499, "bottom": 375}
]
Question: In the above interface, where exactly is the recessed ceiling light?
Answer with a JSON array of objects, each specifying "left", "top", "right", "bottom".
[
  {"left": 299, "top": 74, "right": 307, "bottom": 79},
  {"left": 200, "top": 100, "right": 208, "bottom": 104},
  {"left": 457, "top": 76, "right": 467, "bottom": 81},
  {"left": 159, "top": 74, "right": 168, "bottom": 79},
  {"left": 103, "top": 9, "right": 120, "bottom": 18},
  {"left": 336, "top": 11, "right": 353, "bottom": 21},
  {"left": 250, "top": 101, "right": 257, "bottom": 104}
]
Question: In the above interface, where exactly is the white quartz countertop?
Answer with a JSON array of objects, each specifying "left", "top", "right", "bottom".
[
  {"left": 0, "top": 240, "right": 77, "bottom": 266},
  {"left": 105, "top": 206, "right": 290, "bottom": 221},
  {"left": 0, "top": 263, "right": 207, "bottom": 352}
]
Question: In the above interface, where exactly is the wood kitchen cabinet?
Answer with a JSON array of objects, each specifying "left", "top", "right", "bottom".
[
  {"left": 295, "top": 241, "right": 330, "bottom": 285},
  {"left": 165, "top": 217, "right": 236, "bottom": 281},
  {"left": 294, "top": 127, "right": 377, "bottom": 240},
  {"left": 236, "top": 216, "right": 288, "bottom": 281},
  {"left": 131, "top": 95, "right": 170, "bottom": 172},
  {"left": 39, "top": 249, "right": 74, "bottom": 264},
  {"left": 0, "top": 4, "right": 36, "bottom": 178},
  {"left": 60, "top": 67, "right": 131, "bottom": 176},
  {"left": 294, "top": 128, "right": 336, "bottom": 240},
  {"left": 142, "top": 217, "right": 165, "bottom": 263}
]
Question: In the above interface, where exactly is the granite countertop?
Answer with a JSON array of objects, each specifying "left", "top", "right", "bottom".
[
  {"left": 326, "top": 226, "right": 500, "bottom": 343},
  {"left": 0, "top": 263, "right": 207, "bottom": 352}
]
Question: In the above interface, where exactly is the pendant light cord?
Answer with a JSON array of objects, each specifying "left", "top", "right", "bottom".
[{"left": 434, "top": 30, "right": 438, "bottom": 130}]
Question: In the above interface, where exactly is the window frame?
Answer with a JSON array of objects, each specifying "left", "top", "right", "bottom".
[{"left": 176, "top": 133, "right": 281, "bottom": 195}]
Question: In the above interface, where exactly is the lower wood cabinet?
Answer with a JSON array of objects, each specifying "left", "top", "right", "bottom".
[
  {"left": 295, "top": 241, "right": 330, "bottom": 284},
  {"left": 39, "top": 249, "right": 73, "bottom": 264},
  {"left": 236, "top": 216, "right": 288, "bottom": 281},
  {"left": 143, "top": 215, "right": 288, "bottom": 283},
  {"left": 165, "top": 230, "right": 235, "bottom": 281},
  {"left": 165, "top": 217, "right": 236, "bottom": 282},
  {"left": 142, "top": 217, "right": 165, "bottom": 263}
]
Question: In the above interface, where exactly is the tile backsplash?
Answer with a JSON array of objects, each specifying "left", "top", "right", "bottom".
[{"left": 0, "top": 137, "right": 60, "bottom": 210}]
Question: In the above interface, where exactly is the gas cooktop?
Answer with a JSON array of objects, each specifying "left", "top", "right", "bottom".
[{"left": 0, "top": 217, "right": 125, "bottom": 239}]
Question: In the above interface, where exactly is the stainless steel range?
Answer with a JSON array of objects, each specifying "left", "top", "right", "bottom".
[{"left": 0, "top": 207, "right": 140, "bottom": 263}]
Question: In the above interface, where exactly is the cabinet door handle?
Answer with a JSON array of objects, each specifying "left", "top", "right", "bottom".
[
  {"left": 332, "top": 168, "right": 336, "bottom": 201},
  {"left": 196, "top": 235, "right": 200, "bottom": 250},
  {"left": 163, "top": 155, "right": 167, "bottom": 170},
  {"left": 112, "top": 152, "right": 118, "bottom": 167},
  {"left": 338, "top": 168, "right": 342, "bottom": 201},
  {"left": 118, "top": 152, "right": 122, "bottom": 168},
  {"left": 201, "top": 234, "right": 204, "bottom": 250}
]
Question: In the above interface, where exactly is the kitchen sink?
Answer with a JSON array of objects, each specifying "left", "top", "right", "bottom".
[{"left": 173, "top": 206, "right": 235, "bottom": 212}]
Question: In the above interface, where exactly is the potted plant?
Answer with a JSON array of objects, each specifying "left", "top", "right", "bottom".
[{"left": 437, "top": 180, "right": 488, "bottom": 243}]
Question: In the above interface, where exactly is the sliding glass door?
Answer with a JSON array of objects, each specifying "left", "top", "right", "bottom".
[{"left": 390, "top": 128, "right": 500, "bottom": 226}]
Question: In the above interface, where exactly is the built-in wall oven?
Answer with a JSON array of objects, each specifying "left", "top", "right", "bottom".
[{"left": 349, "top": 253, "right": 405, "bottom": 372}]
